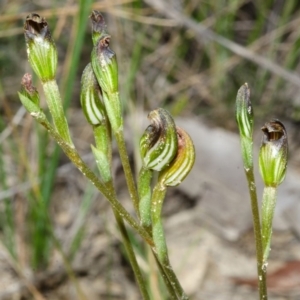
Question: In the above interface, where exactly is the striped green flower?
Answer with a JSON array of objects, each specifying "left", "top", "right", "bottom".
[
  {"left": 259, "top": 120, "right": 288, "bottom": 187},
  {"left": 140, "top": 108, "right": 178, "bottom": 172},
  {"left": 80, "top": 63, "right": 105, "bottom": 125},
  {"left": 91, "top": 34, "right": 118, "bottom": 95},
  {"left": 24, "top": 14, "right": 57, "bottom": 82},
  {"left": 158, "top": 127, "right": 195, "bottom": 187}
]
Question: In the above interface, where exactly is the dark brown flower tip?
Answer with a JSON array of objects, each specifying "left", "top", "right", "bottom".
[
  {"left": 146, "top": 109, "right": 169, "bottom": 146},
  {"left": 90, "top": 10, "right": 107, "bottom": 32},
  {"left": 24, "top": 13, "right": 50, "bottom": 41},
  {"left": 21, "top": 73, "right": 37, "bottom": 94},
  {"left": 261, "top": 120, "right": 287, "bottom": 147},
  {"left": 19, "top": 73, "right": 40, "bottom": 109},
  {"left": 90, "top": 11, "right": 108, "bottom": 46},
  {"left": 96, "top": 35, "right": 114, "bottom": 61}
]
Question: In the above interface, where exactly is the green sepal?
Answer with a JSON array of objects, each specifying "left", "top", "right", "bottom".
[
  {"left": 140, "top": 108, "right": 178, "bottom": 171},
  {"left": 158, "top": 127, "right": 195, "bottom": 187},
  {"left": 24, "top": 14, "right": 57, "bottom": 82},
  {"left": 80, "top": 63, "right": 105, "bottom": 125},
  {"left": 18, "top": 92, "right": 41, "bottom": 114}
]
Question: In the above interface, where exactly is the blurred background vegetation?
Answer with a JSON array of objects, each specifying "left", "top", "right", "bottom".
[{"left": 1, "top": 0, "right": 300, "bottom": 298}]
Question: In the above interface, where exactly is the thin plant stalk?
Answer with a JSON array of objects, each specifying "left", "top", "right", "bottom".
[
  {"left": 93, "top": 124, "right": 149, "bottom": 300},
  {"left": 236, "top": 84, "right": 267, "bottom": 299},
  {"left": 244, "top": 169, "right": 267, "bottom": 299},
  {"left": 151, "top": 184, "right": 189, "bottom": 300},
  {"left": 105, "top": 181, "right": 150, "bottom": 300},
  {"left": 151, "top": 247, "right": 178, "bottom": 300},
  {"left": 115, "top": 130, "right": 140, "bottom": 217}
]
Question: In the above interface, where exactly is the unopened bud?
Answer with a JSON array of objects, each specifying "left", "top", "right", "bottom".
[
  {"left": 158, "top": 127, "right": 195, "bottom": 187},
  {"left": 236, "top": 83, "right": 253, "bottom": 139},
  {"left": 18, "top": 73, "right": 41, "bottom": 113},
  {"left": 236, "top": 83, "right": 254, "bottom": 169}
]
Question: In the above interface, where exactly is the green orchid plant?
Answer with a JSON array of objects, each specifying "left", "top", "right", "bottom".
[
  {"left": 19, "top": 10, "right": 287, "bottom": 300},
  {"left": 236, "top": 84, "right": 288, "bottom": 300},
  {"left": 19, "top": 11, "right": 195, "bottom": 300}
]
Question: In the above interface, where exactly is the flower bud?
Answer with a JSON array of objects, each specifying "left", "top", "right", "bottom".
[
  {"left": 90, "top": 10, "right": 107, "bottom": 46},
  {"left": 80, "top": 63, "right": 105, "bottom": 125},
  {"left": 236, "top": 83, "right": 254, "bottom": 169},
  {"left": 24, "top": 14, "right": 57, "bottom": 82},
  {"left": 91, "top": 34, "right": 118, "bottom": 94},
  {"left": 158, "top": 127, "right": 195, "bottom": 187},
  {"left": 140, "top": 108, "right": 178, "bottom": 171},
  {"left": 18, "top": 73, "right": 41, "bottom": 113},
  {"left": 259, "top": 120, "right": 288, "bottom": 187},
  {"left": 236, "top": 83, "right": 253, "bottom": 139}
]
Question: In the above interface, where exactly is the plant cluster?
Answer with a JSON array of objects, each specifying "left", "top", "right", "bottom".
[{"left": 18, "top": 10, "right": 288, "bottom": 300}]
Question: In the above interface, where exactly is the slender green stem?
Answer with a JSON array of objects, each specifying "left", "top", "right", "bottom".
[
  {"left": 138, "top": 166, "right": 153, "bottom": 228},
  {"left": 115, "top": 130, "right": 140, "bottom": 217},
  {"left": 261, "top": 186, "right": 277, "bottom": 263},
  {"left": 245, "top": 168, "right": 268, "bottom": 300},
  {"left": 106, "top": 181, "right": 150, "bottom": 300},
  {"left": 32, "top": 111, "right": 153, "bottom": 246},
  {"left": 151, "top": 184, "right": 189, "bottom": 300},
  {"left": 93, "top": 123, "right": 149, "bottom": 299},
  {"left": 151, "top": 185, "right": 168, "bottom": 262},
  {"left": 151, "top": 248, "right": 178, "bottom": 300},
  {"left": 42, "top": 80, "right": 73, "bottom": 145}
]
